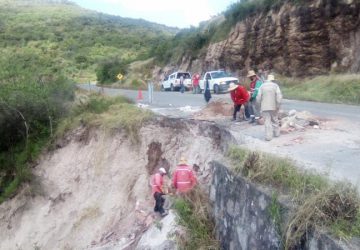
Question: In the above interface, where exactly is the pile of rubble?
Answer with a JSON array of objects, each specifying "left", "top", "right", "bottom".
[{"left": 280, "top": 110, "right": 320, "bottom": 133}]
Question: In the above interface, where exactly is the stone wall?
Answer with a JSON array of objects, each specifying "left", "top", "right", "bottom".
[{"left": 209, "top": 162, "right": 357, "bottom": 250}]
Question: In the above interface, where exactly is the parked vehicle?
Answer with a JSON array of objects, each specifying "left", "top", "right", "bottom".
[
  {"left": 199, "top": 70, "right": 239, "bottom": 94},
  {"left": 161, "top": 72, "right": 192, "bottom": 91}
]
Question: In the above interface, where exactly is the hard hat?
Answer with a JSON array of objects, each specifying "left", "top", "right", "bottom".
[{"left": 159, "top": 168, "right": 166, "bottom": 174}]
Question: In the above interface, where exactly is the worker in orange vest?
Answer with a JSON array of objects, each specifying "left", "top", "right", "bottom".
[
  {"left": 172, "top": 157, "right": 197, "bottom": 193},
  {"left": 150, "top": 167, "right": 168, "bottom": 216}
]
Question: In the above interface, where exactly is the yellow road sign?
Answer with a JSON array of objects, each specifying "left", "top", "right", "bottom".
[{"left": 117, "top": 73, "right": 123, "bottom": 80}]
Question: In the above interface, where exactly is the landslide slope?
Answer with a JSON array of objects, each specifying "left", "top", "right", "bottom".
[{"left": 0, "top": 117, "right": 230, "bottom": 249}]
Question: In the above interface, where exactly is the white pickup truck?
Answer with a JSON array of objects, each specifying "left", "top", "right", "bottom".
[{"left": 199, "top": 70, "right": 239, "bottom": 94}]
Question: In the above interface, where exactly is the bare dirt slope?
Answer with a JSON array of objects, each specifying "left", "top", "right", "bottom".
[{"left": 0, "top": 118, "right": 230, "bottom": 250}]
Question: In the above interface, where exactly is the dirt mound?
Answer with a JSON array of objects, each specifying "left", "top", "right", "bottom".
[
  {"left": 193, "top": 100, "right": 233, "bottom": 120},
  {"left": 0, "top": 118, "right": 230, "bottom": 249}
]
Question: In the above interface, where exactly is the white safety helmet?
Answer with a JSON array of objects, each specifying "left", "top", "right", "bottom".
[{"left": 159, "top": 168, "right": 167, "bottom": 174}]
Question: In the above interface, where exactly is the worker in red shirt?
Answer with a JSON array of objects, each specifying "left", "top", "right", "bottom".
[
  {"left": 172, "top": 157, "right": 197, "bottom": 193},
  {"left": 229, "top": 82, "right": 250, "bottom": 121},
  {"left": 150, "top": 167, "right": 168, "bottom": 216},
  {"left": 192, "top": 73, "right": 200, "bottom": 94}
]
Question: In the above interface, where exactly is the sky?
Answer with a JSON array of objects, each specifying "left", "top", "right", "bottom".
[{"left": 72, "top": 0, "right": 237, "bottom": 28}]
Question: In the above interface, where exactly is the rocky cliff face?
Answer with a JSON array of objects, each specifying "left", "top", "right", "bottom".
[{"left": 181, "top": 0, "right": 360, "bottom": 77}]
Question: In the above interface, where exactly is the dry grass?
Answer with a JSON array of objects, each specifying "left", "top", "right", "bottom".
[
  {"left": 227, "top": 146, "right": 360, "bottom": 246},
  {"left": 228, "top": 146, "right": 328, "bottom": 201},
  {"left": 55, "top": 92, "right": 153, "bottom": 144},
  {"left": 285, "top": 185, "right": 360, "bottom": 248}
]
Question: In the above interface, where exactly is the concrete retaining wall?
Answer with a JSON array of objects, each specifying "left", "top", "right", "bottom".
[{"left": 209, "top": 162, "right": 357, "bottom": 250}]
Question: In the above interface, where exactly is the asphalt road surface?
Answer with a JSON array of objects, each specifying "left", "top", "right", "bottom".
[{"left": 78, "top": 84, "right": 360, "bottom": 121}]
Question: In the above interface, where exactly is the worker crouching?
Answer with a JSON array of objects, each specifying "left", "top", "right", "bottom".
[{"left": 229, "top": 82, "right": 250, "bottom": 121}]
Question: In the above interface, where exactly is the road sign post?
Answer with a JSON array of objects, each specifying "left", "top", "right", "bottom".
[{"left": 148, "top": 81, "right": 154, "bottom": 104}]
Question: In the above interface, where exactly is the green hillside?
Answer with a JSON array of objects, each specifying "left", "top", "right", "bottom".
[
  {"left": 0, "top": 0, "right": 177, "bottom": 201},
  {"left": 0, "top": 0, "right": 177, "bottom": 81}
]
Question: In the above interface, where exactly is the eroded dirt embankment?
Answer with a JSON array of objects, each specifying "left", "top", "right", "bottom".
[{"left": 0, "top": 117, "right": 233, "bottom": 250}]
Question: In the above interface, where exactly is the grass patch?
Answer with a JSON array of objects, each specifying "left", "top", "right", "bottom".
[
  {"left": 227, "top": 146, "right": 328, "bottom": 201},
  {"left": 56, "top": 92, "right": 153, "bottom": 144},
  {"left": 227, "top": 146, "right": 360, "bottom": 246},
  {"left": 278, "top": 74, "right": 360, "bottom": 105},
  {"left": 267, "top": 193, "right": 283, "bottom": 237},
  {"left": 173, "top": 187, "right": 219, "bottom": 250},
  {"left": 285, "top": 185, "right": 360, "bottom": 248}
]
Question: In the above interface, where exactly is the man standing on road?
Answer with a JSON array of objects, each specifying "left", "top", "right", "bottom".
[
  {"left": 180, "top": 75, "right": 185, "bottom": 93},
  {"left": 192, "top": 73, "right": 200, "bottom": 94},
  {"left": 256, "top": 74, "right": 282, "bottom": 141},
  {"left": 204, "top": 77, "right": 212, "bottom": 103},
  {"left": 172, "top": 157, "right": 197, "bottom": 194},
  {"left": 247, "top": 70, "right": 263, "bottom": 123},
  {"left": 150, "top": 168, "right": 168, "bottom": 216},
  {"left": 229, "top": 82, "right": 250, "bottom": 121}
]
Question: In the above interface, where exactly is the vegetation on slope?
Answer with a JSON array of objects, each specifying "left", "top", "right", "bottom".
[
  {"left": 0, "top": 0, "right": 168, "bottom": 200},
  {"left": 151, "top": 0, "right": 305, "bottom": 66},
  {"left": 174, "top": 188, "right": 219, "bottom": 249},
  {"left": 228, "top": 146, "right": 360, "bottom": 248},
  {"left": 56, "top": 92, "right": 153, "bottom": 144},
  {"left": 0, "top": 0, "right": 177, "bottom": 82},
  {"left": 279, "top": 74, "right": 360, "bottom": 105},
  {"left": 0, "top": 47, "right": 75, "bottom": 202}
]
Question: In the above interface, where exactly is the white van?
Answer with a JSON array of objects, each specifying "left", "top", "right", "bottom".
[{"left": 161, "top": 72, "right": 192, "bottom": 91}]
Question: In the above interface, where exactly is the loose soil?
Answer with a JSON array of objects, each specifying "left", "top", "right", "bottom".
[{"left": 0, "top": 118, "right": 229, "bottom": 249}]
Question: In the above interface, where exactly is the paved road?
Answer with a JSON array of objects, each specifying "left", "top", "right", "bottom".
[{"left": 78, "top": 84, "right": 360, "bottom": 121}]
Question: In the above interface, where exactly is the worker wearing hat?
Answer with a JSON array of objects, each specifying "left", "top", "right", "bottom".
[
  {"left": 172, "top": 156, "right": 197, "bottom": 193},
  {"left": 150, "top": 167, "right": 168, "bottom": 216},
  {"left": 247, "top": 70, "right": 263, "bottom": 123},
  {"left": 228, "top": 82, "right": 250, "bottom": 121},
  {"left": 256, "top": 74, "right": 282, "bottom": 141}
]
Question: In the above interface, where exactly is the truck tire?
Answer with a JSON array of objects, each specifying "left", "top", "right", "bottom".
[{"left": 214, "top": 84, "right": 220, "bottom": 94}]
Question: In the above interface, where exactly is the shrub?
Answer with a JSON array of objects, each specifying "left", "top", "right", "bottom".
[
  {"left": 96, "top": 57, "right": 128, "bottom": 84},
  {"left": 0, "top": 49, "right": 75, "bottom": 202}
]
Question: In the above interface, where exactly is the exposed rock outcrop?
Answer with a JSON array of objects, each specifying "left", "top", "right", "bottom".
[{"left": 186, "top": 0, "right": 360, "bottom": 77}]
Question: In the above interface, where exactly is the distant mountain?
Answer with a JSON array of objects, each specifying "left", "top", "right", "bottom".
[{"left": 0, "top": 0, "right": 178, "bottom": 81}]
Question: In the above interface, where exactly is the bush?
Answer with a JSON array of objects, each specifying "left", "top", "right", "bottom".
[
  {"left": 0, "top": 49, "right": 75, "bottom": 202},
  {"left": 96, "top": 57, "right": 128, "bottom": 84}
]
